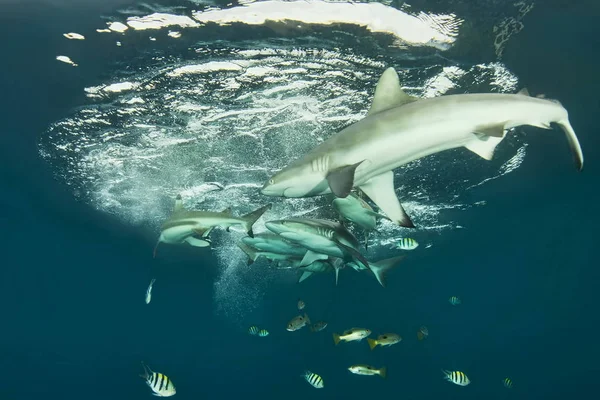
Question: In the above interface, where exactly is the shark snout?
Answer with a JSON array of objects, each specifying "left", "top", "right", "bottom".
[{"left": 264, "top": 220, "right": 286, "bottom": 234}]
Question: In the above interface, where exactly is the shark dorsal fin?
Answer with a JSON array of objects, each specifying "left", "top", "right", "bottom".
[
  {"left": 367, "top": 67, "right": 418, "bottom": 117},
  {"left": 517, "top": 88, "right": 530, "bottom": 96},
  {"left": 173, "top": 194, "right": 184, "bottom": 212},
  {"left": 221, "top": 207, "right": 233, "bottom": 215}
]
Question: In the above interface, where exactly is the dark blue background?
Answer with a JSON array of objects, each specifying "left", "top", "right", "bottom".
[{"left": 1, "top": 1, "right": 598, "bottom": 398}]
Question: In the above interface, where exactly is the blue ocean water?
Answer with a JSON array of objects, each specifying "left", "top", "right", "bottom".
[{"left": 1, "top": 0, "right": 598, "bottom": 399}]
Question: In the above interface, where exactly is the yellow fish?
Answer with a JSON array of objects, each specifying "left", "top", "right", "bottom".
[
  {"left": 367, "top": 333, "right": 401, "bottom": 350},
  {"left": 333, "top": 328, "right": 371, "bottom": 345}
]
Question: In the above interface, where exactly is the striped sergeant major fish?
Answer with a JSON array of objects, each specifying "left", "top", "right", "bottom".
[
  {"left": 140, "top": 362, "right": 176, "bottom": 397},
  {"left": 392, "top": 237, "right": 418, "bottom": 250},
  {"left": 449, "top": 296, "right": 461, "bottom": 306},
  {"left": 303, "top": 370, "right": 324, "bottom": 388},
  {"left": 504, "top": 377, "right": 513, "bottom": 388},
  {"left": 248, "top": 326, "right": 259, "bottom": 335},
  {"left": 258, "top": 329, "right": 269, "bottom": 337},
  {"left": 442, "top": 370, "right": 470, "bottom": 386}
]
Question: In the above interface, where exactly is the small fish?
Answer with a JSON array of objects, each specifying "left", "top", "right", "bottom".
[
  {"left": 442, "top": 370, "right": 470, "bottom": 386},
  {"left": 258, "top": 329, "right": 269, "bottom": 337},
  {"left": 367, "top": 333, "right": 402, "bottom": 350},
  {"left": 310, "top": 321, "right": 328, "bottom": 332},
  {"left": 248, "top": 326, "right": 259, "bottom": 335},
  {"left": 56, "top": 55, "right": 78, "bottom": 67},
  {"left": 145, "top": 278, "right": 156, "bottom": 304},
  {"left": 504, "top": 377, "right": 513, "bottom": 388},
  {"left": 348, "top": 364, "right": 387, "bottom": 378},
  {"left": 449, "top": 296, "right": 461, "bottom": 306},
  {"left": 287, "top": 313, "right": 311, "bottom": 331},
  {"left": 140, "top": 362, "right": 176, "bottom": 397},
  {"left": 303, "top": 370, "right": 324, "bottom": 388},
  {"left": 63, "top": 32, "right": 85, "bottom": 40},
  {"left": 392, "top": 237, "right": 418, "bottom": 250},
  {"left": 417, "top": 326, "right": 429, "bottom": 341},
  {"left": 297, "top": 299, "right": 305, "bottom": 310},
  {"left": 333, "top": 328, "right": 371, "bottom": 345}
]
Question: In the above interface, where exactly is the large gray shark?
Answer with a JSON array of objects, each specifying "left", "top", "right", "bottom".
[
  {"left": 154, "top": 195, "right": 271, "bottom": 256},
  {"left": 264, "top": 218, "right": 369, "bottom": 270},
  {"left": 261, "top": 67, "right": 584, "bottom": 227}
]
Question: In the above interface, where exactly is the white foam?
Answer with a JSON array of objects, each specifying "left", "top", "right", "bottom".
[
  {"left": 127, "top": 13, "right": 199, "bottom": 30},
  {"left": 108, "top": 22, "right": 128, "bottom": 33},
  {"left": 192, "top": 0, "right": 462, "bottom": 49},
  {"left": 167, "top": 62, "right": 243, "bottom": 77}
]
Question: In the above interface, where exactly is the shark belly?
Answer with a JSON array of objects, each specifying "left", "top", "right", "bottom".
[{"left": 160, "top": 225, "right": 196, "bottom": 244}]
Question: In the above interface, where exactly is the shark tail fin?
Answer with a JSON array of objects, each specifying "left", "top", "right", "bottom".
[
  {"left": 370, "top": 255, "right": 406, "bottom": 287},
  {"left": 237, "top": 242, "right": 258, "bottom": 266},
  {"left": 555, "top": 120, "right": 584, "bottom": 171},
  {"left": 379, "top": 367, "right": 387, "bottom": 379},
  {"left": 242, "top": 204, "right": 272, "bottom": 238}
]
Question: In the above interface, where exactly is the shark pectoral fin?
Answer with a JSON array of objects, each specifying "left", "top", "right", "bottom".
[
  {"left": 300, "top": 250, "right": 329, "bottom": 267},
  {"left": 370, "top": 255, "right": 406, "bottom": 287},
  {"left": 337, "top": 242, "right": 370, "bottom": 274},
  {"left": 237, "top": 242, "right": 258, "bottom": 265},
  {"left": 184, "top": 236, "right": 211, "bottom": 248},
  {"left": 364, "top": 209, "right": 391, "bottom": 221},
  {"left": 358, "top": 171, "right": 414, "bottom": 228},
  {"left": 464, "top": 134, "right": 504, "bottom": 161},
  {"left": 367, "top": 67, "right": 418, "bottom": 116},
  {"left": 332, "top": 259, "right": 344, "bottom": 286},
  {"left": 192, "top": 228, "right": 211, "bottom": 238},
  {"left": 326, "top": 161, "right": 365, "bottom": 198},
  {"left": 298, "top": 271, "right": 314, "bottom": 283},
  {"left": 199, "top": 227, "right": 214, "bottom": 238}
]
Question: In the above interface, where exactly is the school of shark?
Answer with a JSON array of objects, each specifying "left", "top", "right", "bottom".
[{"left": 153, "top": 66, "right": 584, "bottom": 288}]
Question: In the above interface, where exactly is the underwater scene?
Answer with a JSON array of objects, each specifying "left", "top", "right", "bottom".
[{"left": 0, "top": 0, "right": 598, "bottom": 399}]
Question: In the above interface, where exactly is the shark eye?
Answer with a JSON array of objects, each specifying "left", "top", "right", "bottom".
[{"left": 268, "top": 179, "right": 274, "bottom": 185}]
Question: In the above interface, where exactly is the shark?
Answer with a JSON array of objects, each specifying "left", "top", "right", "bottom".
[
  {"left": 241, "top": 232, "right": 308, "bottom": 257},
  {"left": 332, "top": 192, "right": 388, "bottom": 249},
  {"left": 261, "top": 67, "right": 584, "bottom": 227},
  {"left": 264, "top": 218, "right": 369, "bottom": 272},
  {"left": 237, "top": 242, "right": 306, "bottom": 266},
  {"left": 154, "top": 195, "right": 272, "bottom": 257}
]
